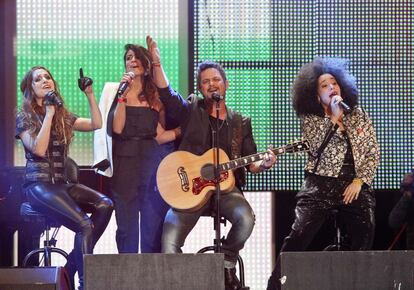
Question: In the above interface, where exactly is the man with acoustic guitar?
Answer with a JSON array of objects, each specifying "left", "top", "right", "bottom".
[{"left": 147, "top": 35, "right": 277, "bottom": 290}]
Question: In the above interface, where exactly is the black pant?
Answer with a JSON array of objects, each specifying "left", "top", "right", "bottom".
[
  {"left": 267, "top": 174, "right": 375, "bottom": 290},
  {"left": 25, "top": 182, "right": 113, "bottom": 288},
  {"left": 111, "top": 147, "right": 169, "bottom": 253}
]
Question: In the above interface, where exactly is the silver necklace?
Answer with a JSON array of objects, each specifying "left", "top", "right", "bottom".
[{"left": 208, "top": 116, "right": 227, "bottom": 133}]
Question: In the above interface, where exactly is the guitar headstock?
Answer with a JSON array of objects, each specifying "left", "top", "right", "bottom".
[{"left": 283, "top": 139, "right": 310, "bottom": 154}]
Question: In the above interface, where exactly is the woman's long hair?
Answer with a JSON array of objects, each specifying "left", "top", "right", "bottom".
[
  {"left": 291, "top": 58, "right": 359, "bottom": 117},
  {"left": 19, "top": 66, "right": 74, "bottom": 145},
  {"left": 123, "top": 44, "right": 161, "bottom": 109}
]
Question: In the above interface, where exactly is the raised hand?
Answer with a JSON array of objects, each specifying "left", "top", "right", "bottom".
[
  {"left": 146, "top": 35, "right": 161, "bottom": 64},
  {"left": 78, "top": 68, "right": 93, "bottom": 93}
]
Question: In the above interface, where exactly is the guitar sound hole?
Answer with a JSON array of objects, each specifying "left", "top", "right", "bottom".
[{"left": 200, "top": 163, "right": 215, "bottom": 181}]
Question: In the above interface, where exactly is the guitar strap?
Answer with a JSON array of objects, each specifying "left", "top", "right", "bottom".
[
  {"left": 312, "top": 122, "right": 339, "bottom": 173},
  {"left": 230, "top": 113, "right": 246, "bottom": 187},
  {"left": 231, "top": 113, "right": 242, "bottom": 159}
]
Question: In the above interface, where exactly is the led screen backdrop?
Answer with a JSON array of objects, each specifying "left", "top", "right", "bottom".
[
  {"left": 15, "top": 0, "right": 413, "bottom": 191},
  {"left": 14, "top": 0, "right": 181, "bottom": 166},
  {"left": 12, "top": 1, "right": 412, "bottom": 289},
  {"left": 194, "top": 0, "right": 413, "bottom": 190}
]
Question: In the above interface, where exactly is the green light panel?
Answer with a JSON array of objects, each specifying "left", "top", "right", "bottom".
[
  {"left": 15, "top": 0, "right": 180, "bottom": 165},
  {"left": 194, "top": 0, "right": 413, "bottom": 191}
]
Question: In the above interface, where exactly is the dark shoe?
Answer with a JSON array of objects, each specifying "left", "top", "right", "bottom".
[
  {"left": 267, "top": 275, "right": 281, "bottom": 290},
  {"left": 78, "top": 274, "right": 83, "bottom": 290},
  {"left": 224, "top": 267, "right": 242, "bottom": 290},
  {"left": 64, "top": 252, "right": 76, "bottom": 290}
]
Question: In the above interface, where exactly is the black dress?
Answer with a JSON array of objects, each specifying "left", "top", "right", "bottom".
[{"left": 111, "top": 106, "right": 169, "bottom": 253}]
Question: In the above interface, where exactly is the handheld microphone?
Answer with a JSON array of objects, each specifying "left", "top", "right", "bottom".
[
  {"left": 117, "top": 72, "right": 135, "bottom": 95},
  {"left": 44, "top": 91, "right": 63, "bottom": 107},
  {"left": 339, "top": 101, "right": 351, "bottom": 113},
  {"left": 211, "top": 92, "right": 224, "bottom": 102},
  {"left": 331, "top": 93, "right": 351, "bottom": 114}
]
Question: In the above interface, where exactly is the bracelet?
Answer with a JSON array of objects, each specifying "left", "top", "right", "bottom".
[
  {"left": 353, "top": 178, "right": 364, "bottom": 186},
  {"left": 117, "top": 97, "right": 127, "bottom": 103},
  {"left": 173, "top": 127, "right": 181, "bottom": 139},
  {"left": 152, "top": 62, "right": 161, "bottom": 67}
]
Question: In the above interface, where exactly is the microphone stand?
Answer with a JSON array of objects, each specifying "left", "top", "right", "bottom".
[{"left": 212, "top": 99, "right": 222, "bottom": 253}]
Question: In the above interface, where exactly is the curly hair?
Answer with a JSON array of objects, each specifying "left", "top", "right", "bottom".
[
  {"left": 123, "top": 44, "right": 160, "bottom": 108},
  {"left": 291, "top": 58, "right": 359, "bottom": 117},
  {"left": 19, "top": 66, "right": 74, "bottom": 145}
]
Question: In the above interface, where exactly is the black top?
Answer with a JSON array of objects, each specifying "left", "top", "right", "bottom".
[
  {"left": 207, "top": 115, "right": 231, "bottom": 157},
  {"left": 336, "top": 134, "right": 356, "bottom": 181},
  {"left": 113, "top": 106, "right": 159, "bottom": 157},
  {"left": 15, "top": 111, "right": 77, "bottom": 185},
  {"left": 118, "top": 106, "right": 158, "bottom": 139}
]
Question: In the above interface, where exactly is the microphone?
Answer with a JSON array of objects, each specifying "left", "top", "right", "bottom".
[
  {"left": 117, "top": 72, "right": 135, "bottom": 95},
  {"left": 211, "top": 92, "right": 224, "bottom": 102},
  {"left": 339, "top": 101, "right": 351, "bottom": 113},
  {"left": 44, "top": 91, "right": 63, "bottom": 107}
]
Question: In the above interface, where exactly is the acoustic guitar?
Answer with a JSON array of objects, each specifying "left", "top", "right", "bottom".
[{"left": 156, "top": 140, "right": 309, "bottom": 211}]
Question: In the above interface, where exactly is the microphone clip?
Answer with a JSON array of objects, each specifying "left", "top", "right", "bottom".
[{"left": 211, "top": 92, "right": 224, "bottom": 102}]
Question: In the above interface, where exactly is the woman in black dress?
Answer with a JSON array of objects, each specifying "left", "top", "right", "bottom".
[{"left": 111, "top": 44, "right": 179, "bottom": 253}]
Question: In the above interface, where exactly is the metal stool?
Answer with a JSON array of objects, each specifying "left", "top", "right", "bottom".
[
  {"left": 198, "top": 214, "right": 249, "bottom": 290},
  {"left": 20, "top": 202, "right": 68, "bottom": 267},
  {"left": 323, "top": 209, "right": 349, "bottom": 251}
]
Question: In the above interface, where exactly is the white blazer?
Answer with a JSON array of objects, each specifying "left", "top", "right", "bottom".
[{"left": 92, "top": 82, "right": 119, "bottom": 177}]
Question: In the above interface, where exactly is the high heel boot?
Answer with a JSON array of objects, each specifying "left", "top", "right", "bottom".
[{"left": 64, "top": 251, "right": 76, "bottom": 290}]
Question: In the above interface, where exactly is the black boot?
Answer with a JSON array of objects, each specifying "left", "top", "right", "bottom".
[
  {"left": 77, "top": 262, "right": 84, "bottom": 290},
  {"left": 224, "top": 267, "right": 242, "bottom": 290},
  {"left": 267, "top": 275, "right": 281, "bottom": 290},
  {"left": 65, "top": 247, "right": 83, "bottom": 290},
  {"left": 78, "top": 274, "right": 83, "bottom": 290},
  {"left": 64, "top": 251, "right": 76, "bottom": 290},
  {"left": 73, "top": 233, "right": 86, "bottom": 290}
]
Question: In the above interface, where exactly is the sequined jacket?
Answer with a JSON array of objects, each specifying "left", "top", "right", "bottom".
[{"left": 302, "top": 106, "right": 380, "bottom": 185}]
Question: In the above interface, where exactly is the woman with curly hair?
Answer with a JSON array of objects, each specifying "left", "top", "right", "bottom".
[
  {"left": 267, "top": 58, "right": 380, "bottom": 290},
  {"left": 16, "top": 66, "right": 114, "bottom": 290},
  {"left": 95, "top": 43, "right": 179, "bottom": 254}
]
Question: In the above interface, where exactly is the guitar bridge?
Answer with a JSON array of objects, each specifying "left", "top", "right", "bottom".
[{"left": 192, "top": 171, "right": 229, "bottom": 195}]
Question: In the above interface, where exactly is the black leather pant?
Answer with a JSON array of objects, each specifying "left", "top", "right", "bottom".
[
  {"left": 267, "top": 173, "right": 376, "bottom": 290},
  {"left": 25, "top": 182, "right": 113, "bottom": 288}
]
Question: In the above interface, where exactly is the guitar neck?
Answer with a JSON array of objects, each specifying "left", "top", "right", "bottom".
[{"left": 219, "top": 147, "right": 286, "bottom": 172}]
